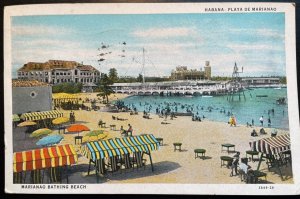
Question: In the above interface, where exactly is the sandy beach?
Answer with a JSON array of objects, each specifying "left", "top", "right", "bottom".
[{"left": 13, "top": 93, "right": 293, "bottom": 184}]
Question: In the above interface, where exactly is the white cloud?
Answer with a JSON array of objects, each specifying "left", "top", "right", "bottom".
[
  {"left": 230, "top": 28, "right": 284, "bottom": 39},
  {"left": 13, "top": 39, "right": 81, "bottom": 49},
  {"left": 229, "top": 43, "right": 283, "bottom": 52},
  {"left": 133, "top": 27, "right": 197, "bottom": 38},
  {"left": 12, "top": 25, "right": 73, "bottom": 36},
  {"left": 12, "top": 47, "right": 98, "bottom": 68}
]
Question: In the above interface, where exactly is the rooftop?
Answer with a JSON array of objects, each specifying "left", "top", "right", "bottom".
[
  {"left": 12, "top": 80, "right": 50, "bottom": 87},
  {"left": 18, "top": 60, "right": 98, "bottom": 72}
]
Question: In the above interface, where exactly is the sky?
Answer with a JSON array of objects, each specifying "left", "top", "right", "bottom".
[{"left": 11, "top": 13, "right": 286, "bottom": 78}]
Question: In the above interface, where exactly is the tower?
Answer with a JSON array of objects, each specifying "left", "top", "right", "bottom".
[
  {"left": 228, "top": 62, "right": 246, "bottom": 101},
  {"left": 204, "top": 61, "right": 211, "bottom": 79}
]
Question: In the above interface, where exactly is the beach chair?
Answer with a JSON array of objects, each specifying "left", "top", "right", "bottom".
[
  {"left": 30, "top": 169, "right": 44, "bottom": 184},
  {"left": 13, "top": 172, "right": 26, "bottom": 184},
  {"left": 48, "top": 167, "right": 62, "bottom": 183},
  {"left": 131, "top": 152, "right": 147, "bottom": 170},
  {"left": 118, "top": 154, "right": 133, "bottom": 173},
  {"left": 88, "top": 158, "right": 106, "bottom": 176},
  {"left": 106, "top": 156, "right": 120, "bottom": 175}
]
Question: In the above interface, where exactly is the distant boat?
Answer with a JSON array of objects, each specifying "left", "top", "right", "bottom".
[
  {"left": 174, "top": 112, "right": 193, "bottom": 116},
  {"left": 256, "top": 95, "right": 268, "bottom": 97},
  {"left": 202, "top": 95, "right": 213, "bottom": 98},
  {"left": 274, "top": 87, "right": 282, "bottom": 90}
]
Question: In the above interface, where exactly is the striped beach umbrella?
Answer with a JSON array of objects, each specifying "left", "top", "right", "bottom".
[
  {"left": 17, "top": 121, "right": 36, "bottom": 127},
  {"left": 30, "top": 128, "right": 52, "bottom": 138}
]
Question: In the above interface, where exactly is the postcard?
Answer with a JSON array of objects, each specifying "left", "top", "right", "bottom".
[{"left": 4, "top": 2, "right": 300, "bottom": 195}]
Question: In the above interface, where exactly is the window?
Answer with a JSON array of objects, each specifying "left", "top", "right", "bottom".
[
  {"left": 64, "top": 72, "right": 66, "bottom": 75},
  {"left": 30, "top": 91, "right": 37, "bottom": 98},
  {"left": 57, "top": 79, "right": 60, "bottom": 83}
]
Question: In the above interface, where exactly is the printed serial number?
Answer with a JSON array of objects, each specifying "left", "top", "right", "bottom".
[{"left": 259, "top": 186, "right": 274, "bottom": 189}]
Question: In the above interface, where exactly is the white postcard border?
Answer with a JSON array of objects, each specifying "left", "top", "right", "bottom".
[{"left": 4, "top": 2, "right": 300, "bottom": 195}]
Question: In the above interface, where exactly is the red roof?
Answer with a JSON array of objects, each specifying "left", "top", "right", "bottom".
[
  {"left": 12, "top": 79, "right": 49, "bottom": 87},
  {"left": 18, "top": 60, "right": 98, "bottom": 72}
]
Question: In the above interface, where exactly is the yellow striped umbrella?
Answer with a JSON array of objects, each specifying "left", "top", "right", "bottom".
[
  {"left": 30, "top": 128, "right": 52, "bottom": 138},
  {"left": 17, "top": 121, "right": 36, "bottom": 127},
  {"left": 52, "top": 117, "right": 69, "bottom": 125}
]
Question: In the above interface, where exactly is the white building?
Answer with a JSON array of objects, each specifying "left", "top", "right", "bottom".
[
  {"left": 241, "top": 77, "right": 281, "bottom": 86},
  {"left": 17, "top": 60, "right": 101, "bottom": 85}
]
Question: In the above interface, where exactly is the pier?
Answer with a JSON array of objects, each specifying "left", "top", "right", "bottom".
[{"left": 111, "top": 80, "right": 232, "bottom": 96}]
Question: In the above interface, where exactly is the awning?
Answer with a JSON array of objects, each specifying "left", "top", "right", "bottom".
[
  {"left": 81, "top": 134, "right": 159, "bottom": 161},
  {"left": 13, "top": 144, "right": 77, "bottom": 173},
  {"left": 52, "top": 93, "right": 79, "bottom": 100},
  {"left": 250, "top": 134, "right": 290, "bottom": 155},
  {"left": 20, "top": 110, "right": 63, "bottom": 121}
]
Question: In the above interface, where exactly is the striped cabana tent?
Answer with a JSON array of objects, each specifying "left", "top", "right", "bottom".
[
  {"left": 250, "top": 134, "right": 290, "bottom": 155},
  {"left": 13, "top": 144, "right": 77, "bottom": 183},
  {"left": 249, "top": 134, "right": 291, "bottom": 181},
  {"left": 52, "top": 93, "right": 79, "bottom": 106},
  {"left": 81, "top": 134, "right": 159, "bottom": 175},
  {"left": 20, "top": 110, "right": 63, "bottom": 121}
]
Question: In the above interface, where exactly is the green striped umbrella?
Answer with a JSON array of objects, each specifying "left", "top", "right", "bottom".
[{"left": 13, "top": 114, "right": 20, "bottom": 122}]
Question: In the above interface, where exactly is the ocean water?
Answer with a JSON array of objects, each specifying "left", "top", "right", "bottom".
[{"left": 119, "top": 88, "right": 289, "bottom": 130}]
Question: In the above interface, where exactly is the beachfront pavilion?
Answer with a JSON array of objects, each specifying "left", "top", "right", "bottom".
[
  {"left": 81, "top": 134, "right": 160, "bottom": 182},
  {"left": 13, "top": 144, "right": 78, "bottom": 184},
  {"left": 52, "top": 93, "right": 79, "bottom": 107},
  {"left": 250, "top": 134, "right": 291, "bottom": 181}
]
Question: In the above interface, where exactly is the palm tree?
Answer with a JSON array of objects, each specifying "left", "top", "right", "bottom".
[{"left": 97, "top": 73, "right": 114, "bottom": 104}]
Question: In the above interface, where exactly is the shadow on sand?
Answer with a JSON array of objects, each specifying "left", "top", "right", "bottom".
[
  {"left": 105, "top": 161, "right": 181, "bottom": 181},
  {"left": 68, "top": 161, "right": 181, "bottom": 183}
]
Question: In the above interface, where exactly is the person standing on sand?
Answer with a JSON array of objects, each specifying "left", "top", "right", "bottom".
[
  {"left": 259, "top": 116, "right": 264, "bottom": 126},
  {"left": 233, "top": 116, "right": 237, "bottom": 126},
  {"left": 127, "top": 124, "right": 133, "bottom": 136},
  {"left": 230, "top": 152, "right": 240, "bottom": 176}
]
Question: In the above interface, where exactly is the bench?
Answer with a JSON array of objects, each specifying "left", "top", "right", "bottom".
[
  {"left": 194, "top": 149, "right": 206, "bottom": 159},
  {"left": 220, "top": 156, "right": 233, "bottom": 168},
  {"left": 221, "top": 143, "right": 235, "bottom": 154},
  {"left": 246, "top": 150, "right": 259, "bottom": 162},
  {"left": 173, "top": 143, "right": 182, "bottom": 152},
  {"left": 74, "top": 136, "right": 83, "bottom": 145},
  {"left": 156, "top": 138, "right": 163, "bottom": 146},
  {"left": 110, "top": 124, "right": 116, "bottom": 130}
]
